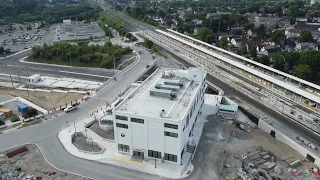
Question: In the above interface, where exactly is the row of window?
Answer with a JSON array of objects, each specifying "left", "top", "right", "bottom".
[
  {"left": 116, "top": 115, "right": 145, "bottom": 124},
  {"left": 116, "top": 123, "right": 128, "bottom": 129},
  {"left": 164, "top": 153, "right": 178, "bottom": 162},
  {"left": 164, "top": 123, "right": 178, "bottom": 129},
  {"left": 164, "top": 131, "right": 178, "bottom": 138},
  {"left": 148, "top": 150, "right": 161, "bottom": 159},
  {"left": 131, "top": 118, "right": 144, "bottom": 124},
  {"left": 148, "top": 150, "right": 177, "bottom": 162},
  {"left": 118, "top": 144, "right": 130, "bottom": 152}
]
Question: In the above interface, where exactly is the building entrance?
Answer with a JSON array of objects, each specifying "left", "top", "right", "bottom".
[{"left": 131, "top": 150, "right": 144, "bottom": 163}]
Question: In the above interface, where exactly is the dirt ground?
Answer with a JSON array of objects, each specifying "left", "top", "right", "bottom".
[
  {"left": 0, "top": 144, "right": 89, "bottom": 180},
  {"left": 222, "top": 121, "right": 316, "bottom": 180},
  {"left": 0, "top": 86, "right": 83, "bottom": 110}
]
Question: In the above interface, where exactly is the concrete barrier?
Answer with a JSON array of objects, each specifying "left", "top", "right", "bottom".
[{"left": 258, "top": 120, "right": 320, "bottom": 167}]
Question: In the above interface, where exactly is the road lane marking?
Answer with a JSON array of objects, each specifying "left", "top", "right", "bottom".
[{"left": 59, "top": 71, "right": 112, "bottom": 78}]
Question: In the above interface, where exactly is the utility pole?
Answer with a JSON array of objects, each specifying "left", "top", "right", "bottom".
[
  {"left": 69, "top": 53, "right": 73, "bottom": 66},
  {"left": 113, "top": 58, "right": 116, "bottom": 74},
  {"left": 18, "top": 72, "right": 21, "bottom": 84},
  {"left": 10, "top": 75, "right": 14, "bottom": 88}
]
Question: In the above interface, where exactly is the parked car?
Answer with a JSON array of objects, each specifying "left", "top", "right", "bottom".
[{"left": 64, "top": 106, "right": 76, "bottom": 113}]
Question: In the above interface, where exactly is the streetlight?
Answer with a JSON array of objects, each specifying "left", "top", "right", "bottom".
[
  {"left": 73, "top": 121, "right": 77, "bottom": 133},
  {"left": 69, "top": 52, "right": 76, "bottom": 66}
]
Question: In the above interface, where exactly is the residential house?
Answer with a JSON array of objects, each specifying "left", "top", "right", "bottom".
[
  {"left": 260, "top": 46, "right": 281, "bottom": 56},
  {"left": 250, "top": 16, "right": 281, "bottom": 29},
  {"left": 285, "top": 28, "right": 300, "bottom": 38},
  {"left": 206, "top": 12, "right": 231, "bottom": 19},
  {"left": 218, "top": 34, "right": 238, "bottom": 41},
  {"left": 230, "top": 27, "right": 244, "bottom": 35},
  {"left": 243, "top": 40, "right": 258, "bottom": 51},
  {"left": 295, "top": 42, "right": 318, "bottom": 51},
  {"left": 230, "top": 38, "right": 248, "bottom": 48}
]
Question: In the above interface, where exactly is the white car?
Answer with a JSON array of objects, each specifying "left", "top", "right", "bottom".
[{"left": 64, "top": 106, "right": 76, "bottom": 112}]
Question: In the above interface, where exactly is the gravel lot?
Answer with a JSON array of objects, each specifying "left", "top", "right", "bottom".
[
  {"left": 0, "top": 86, "right": 83, "bottom": 110},
  {"left": 0, "top": 144, "right": 89, "bottom": 180}
]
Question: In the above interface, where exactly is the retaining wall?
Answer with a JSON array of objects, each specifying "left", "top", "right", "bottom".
[{"left": 258, "top": 120, "right": 320, "bottom": 167}]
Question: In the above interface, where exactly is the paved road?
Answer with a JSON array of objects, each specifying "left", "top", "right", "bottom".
[
  {"left": 0, "top": 45, "right": 158, "bottom": 180},
  {"left": 0, "top": 49, "right": 116, "bottom": 81}
]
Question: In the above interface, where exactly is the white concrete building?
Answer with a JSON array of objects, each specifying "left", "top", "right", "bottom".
[
  {"left": 55, "top": 20, "right": 105, "bottom": 41},
  {"left": 113, "top": 67, "right": 206, "bottom": 165}
]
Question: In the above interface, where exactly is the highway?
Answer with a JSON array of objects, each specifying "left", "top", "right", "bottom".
[{"left": 0, "top": 49, "right": 116, "bottom": 82}]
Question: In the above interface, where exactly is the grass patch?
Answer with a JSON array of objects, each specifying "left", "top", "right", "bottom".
[{"left": 10, "top": 116, "right": 20, "bottom": 123}]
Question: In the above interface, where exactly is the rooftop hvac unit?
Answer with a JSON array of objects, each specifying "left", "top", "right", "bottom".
[
  {"left": 150, "top": 89, "right": 177, "bottom": 99},
  {"left": 162, "top": 72, "right": 176, "bottom": 79},
  {"left": 155, "top": 84, "right": 181, "bottom": 92},
  {"left": 164, "top": 80, "right": 184, "bottom": 87}
]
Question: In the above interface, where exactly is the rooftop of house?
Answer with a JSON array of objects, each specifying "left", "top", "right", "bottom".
[
  {"left": 114, "top": 68, "right": 206, "bottom": 122},
  {"left": 263, "top": 46, "right": 281, "bottom": 53}
]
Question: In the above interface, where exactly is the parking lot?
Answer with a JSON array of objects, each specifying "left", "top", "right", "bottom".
[{"left": 0, "top": 23, "right": 56, "bottom": 52}]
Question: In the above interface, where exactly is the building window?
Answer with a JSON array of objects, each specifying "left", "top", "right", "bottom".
[
  {"left": 186, "top": 114, "right": 190, "bottom": 127},
  {"left": 115, "top": 115, "right": 128, "bottom": 121},
  {"left": 118, "top": 144, "right": 130, "bottom": 152},
  {"left": 164, "top": 153, "right": 177, "bottom": 162},
  {"left": 131, "top": 118, "right": 144, "bottom": 124},
  {"left": 116, "top": 123, "right": 128, "bottom": 129},
  {"left": 164, "top": 131, "right": 178, "bottom": 138},
  {"left": 148, "top": 150, "right": 161, "bottom": 159},
  {"left": 164, "top": 123, "right": 178, "bottom": 129}
]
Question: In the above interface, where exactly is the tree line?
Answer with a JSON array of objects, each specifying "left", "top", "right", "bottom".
[
  {"left": 0, "top": 0, "right": 101, "bottom": 25},
  {"left": 31, "top": 42, "right": 132, "bottom": 68}
]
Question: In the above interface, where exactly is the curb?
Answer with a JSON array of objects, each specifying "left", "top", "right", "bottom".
[{"left": 0, "top": 143, "right": 94, "bottom": 180}]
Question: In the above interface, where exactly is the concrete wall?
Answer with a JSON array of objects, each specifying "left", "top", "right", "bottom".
[{"left": 258, "top": 120, "right": 320, "bottom": 167}]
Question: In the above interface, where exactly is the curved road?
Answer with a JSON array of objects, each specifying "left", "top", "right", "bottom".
[
  {"left": 0, "top": 47, "right": 160, "bottom": 180},
  {"left": 0, "top": 49, "right": 115, "bottom": 82}
]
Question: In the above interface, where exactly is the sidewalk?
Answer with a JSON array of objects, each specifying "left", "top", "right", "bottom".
[{"left": 58, "top": 94, "right": 219, "bottom": 179}]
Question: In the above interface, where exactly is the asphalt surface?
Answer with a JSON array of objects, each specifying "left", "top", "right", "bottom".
[
  {"left": 0, "top": 3, "right": 318, "bottom": 180},
  {"left": 0, "top": 44, "right": 158, "bottom": 180},
  {"left": 0, "top": 49, "right": 116, "bottom": 82}
]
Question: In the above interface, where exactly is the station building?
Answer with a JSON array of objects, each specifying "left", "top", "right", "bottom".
[
  {"left": 113, "top": 67, "right": 206, "bottom": 164},
  {"left": 55, "top": 20, "right": 105, "bottom": 41}
]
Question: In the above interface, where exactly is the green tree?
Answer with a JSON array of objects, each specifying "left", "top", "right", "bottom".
[
  {"left": 243, "top": 22, "right": 255, "bottom": 31},
  {"left": 293, "top": 64, "right": 312, "bottom": 80},
  {"left": 219, "top": 37, "right": 228, "bottom": 49},
  {"left": 249, "top": 45, "right": 257, "bottom": 59},
  {"left": 205, "top": 34, "right": 214, "bottom": 44},
  {"left": 258, "top": 55, "right": 270, "bottom": 65},
  {"left": 199, "top": 27, "right": 210, "bottom": 42},
  {"left": 271, "top": 54, "right": 285, "bottom": 71},
  {"left": 256, "top": 24, "right": 266, "bottom": 41},
  {"left": 177, "top": 20, "right": 186, "bottom": 33},
  {"left": 144, "top": 39, "right": 154, "bottom": 49},
  {"left": 271, "top": 30, "right": 285, "bottom": 45},
  {"left": 298, "top": 30, "right": 313, "bottom": 42}
]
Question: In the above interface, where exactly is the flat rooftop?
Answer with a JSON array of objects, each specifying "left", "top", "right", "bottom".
[
  {"left": 115, "top": 68, "right": 205, "bottom": 122},
  {"left": 56, "top": 22, "right": 104, "bottom": 35}
]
